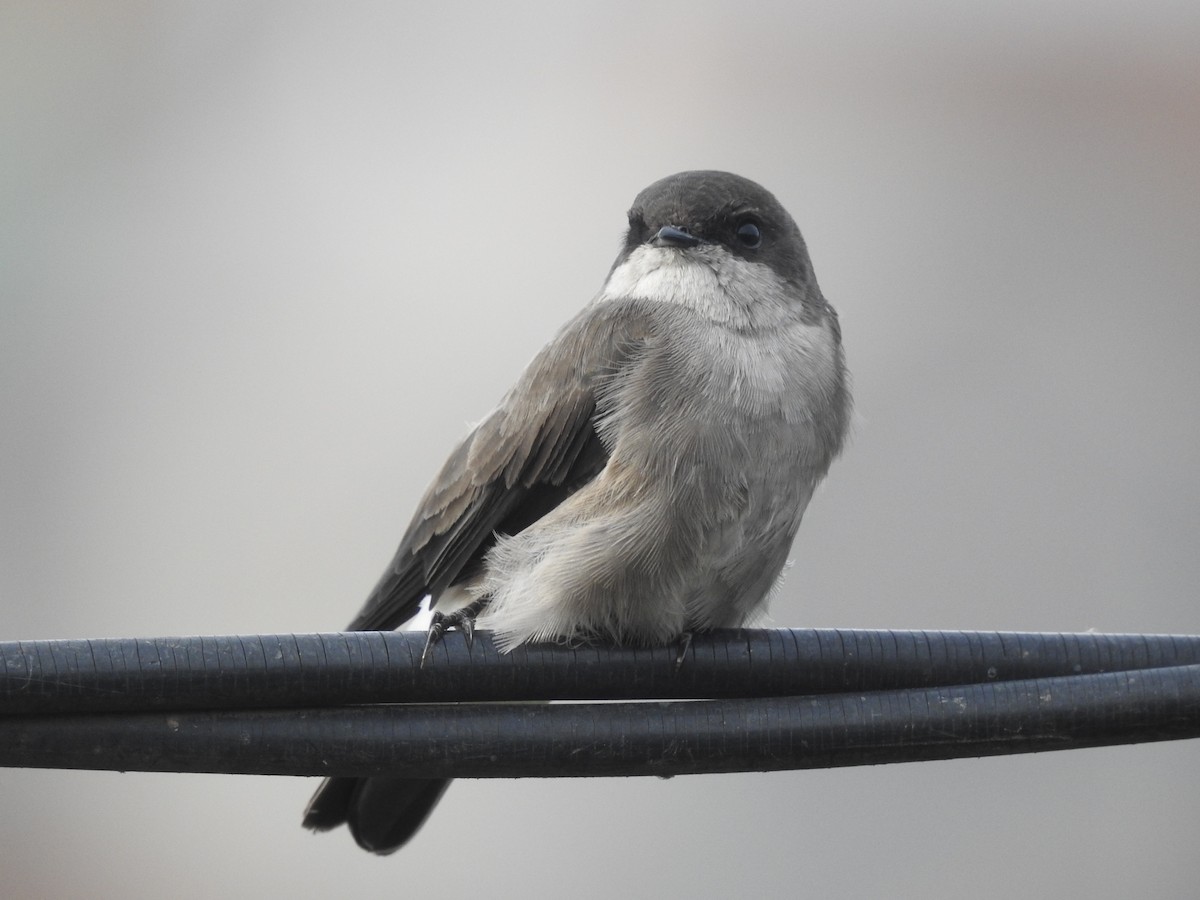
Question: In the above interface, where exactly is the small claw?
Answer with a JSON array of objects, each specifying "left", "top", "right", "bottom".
[
  {"left": 419, "top": 612, "right": 449, "bottom": 669},
  {"left": 459, "top": 614, "right": 476, "bottom": 650},
  {"left": 418, "top": 598, "right": 490, "bottom": 667},
  {"left": 674, "top": 631, "right": 693, "bottom": 672}
]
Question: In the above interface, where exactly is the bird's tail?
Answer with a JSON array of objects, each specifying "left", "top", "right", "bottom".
[{"left": 303, "top": 776, "right": 452, "bottom": 854}]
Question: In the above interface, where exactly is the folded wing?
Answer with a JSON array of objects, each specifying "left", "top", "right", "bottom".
[{"left": 346, "top": 299, "right": 656, "bottom": 632}]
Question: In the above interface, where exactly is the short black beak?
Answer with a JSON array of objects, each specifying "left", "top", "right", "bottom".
[{"left": 654, "top": 225, "right": 701, "bottom": 248}]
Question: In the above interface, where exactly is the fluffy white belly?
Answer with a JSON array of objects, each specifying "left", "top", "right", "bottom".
[{"left": 470, "top": 313, "right": 838, "bottom": 651}]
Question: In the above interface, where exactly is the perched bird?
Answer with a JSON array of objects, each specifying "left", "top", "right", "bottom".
[{"left": 303, "top": 170, "right": 851, "bottom": 853}]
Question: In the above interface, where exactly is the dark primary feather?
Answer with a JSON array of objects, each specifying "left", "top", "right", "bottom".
[{"left": 304, "top": 299, "right": 657, "bottom": 852}]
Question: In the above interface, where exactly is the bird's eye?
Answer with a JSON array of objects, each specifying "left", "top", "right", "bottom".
[
  {"left": 735, "top": 220, "right": 762, "bottom": 249},
  {"left": 624, "top": 212, "right": 648, "bottom": 249}
]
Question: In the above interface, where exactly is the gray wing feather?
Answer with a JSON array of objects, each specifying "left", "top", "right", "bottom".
[{"left": 345, "top": 299, "right": 656, "bottom": 632}]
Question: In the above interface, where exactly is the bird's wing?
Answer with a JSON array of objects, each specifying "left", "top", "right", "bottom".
[{"left": 345, "top": 298, "right": 657, "bottom": 631}]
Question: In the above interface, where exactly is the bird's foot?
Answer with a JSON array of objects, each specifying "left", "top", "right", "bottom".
[{"left": 420, "top": 597, "right": 490, "bottom": 667}]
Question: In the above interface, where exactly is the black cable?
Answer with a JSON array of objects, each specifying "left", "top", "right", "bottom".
[
  {"left": 3, "top": 629, "right": 1198, "bottom": 714},
  {"left": 2, "top": 664, "right": 1197, "bottom": 777},
  {"left": 3, "top": 629, "right": 1197, "bottom": 779}
]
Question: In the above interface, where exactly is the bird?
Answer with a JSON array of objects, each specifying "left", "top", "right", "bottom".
[{"left": 302, "top": 170, "right": 851, "bottom": 853}]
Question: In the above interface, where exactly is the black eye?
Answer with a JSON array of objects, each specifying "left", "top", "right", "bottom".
[
  {"left": 735, "top": 220, "right": 762, "bottom": 249},
  {"left": 624, "top": 212, "right": 648, "bottom": 250}
]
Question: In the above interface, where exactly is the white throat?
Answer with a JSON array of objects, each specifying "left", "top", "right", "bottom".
[{"left": 596, "top": 244, "right": 797, "bottom": 330}]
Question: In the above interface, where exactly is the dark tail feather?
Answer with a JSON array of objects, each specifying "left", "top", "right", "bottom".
[{"left": 303, "top": 777, "right": 453, "bottom": 854}]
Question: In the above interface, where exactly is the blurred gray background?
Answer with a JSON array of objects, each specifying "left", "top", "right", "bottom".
[{"left": 2, "top": 3, "right": 1198, "bottom": 898}]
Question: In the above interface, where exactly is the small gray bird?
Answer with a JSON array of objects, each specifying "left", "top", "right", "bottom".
[{"left": 302, "top": 170, "right": 851, "bottom": 853}]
